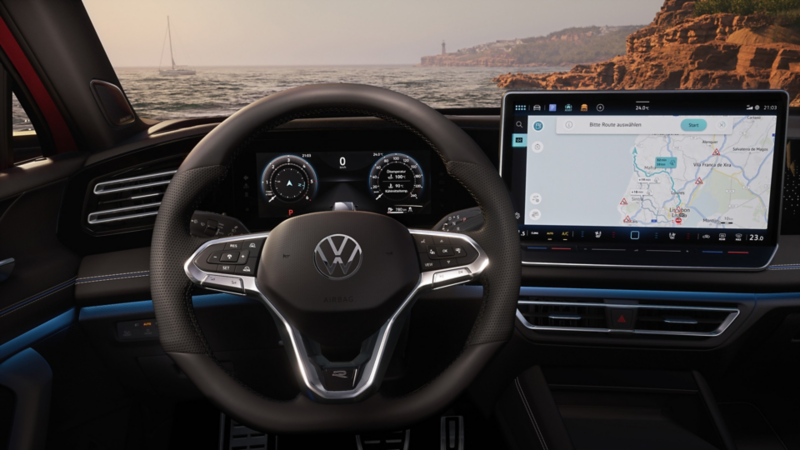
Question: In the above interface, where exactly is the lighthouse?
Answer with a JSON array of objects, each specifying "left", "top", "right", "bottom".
[{"left": 442, "top": 40, "right": 446, "bottom": 55}]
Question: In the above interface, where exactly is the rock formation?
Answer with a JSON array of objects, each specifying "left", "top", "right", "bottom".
[
  {"left": 419, "top": 26, "right": 640, "bottom": 68},
  {"left": 492, "top": 0, "right": 800, "bottom": 105}
]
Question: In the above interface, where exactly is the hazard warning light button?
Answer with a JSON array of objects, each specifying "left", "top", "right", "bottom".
[{"left": 609, "top": 308, "right": 635, "bottom": 330}]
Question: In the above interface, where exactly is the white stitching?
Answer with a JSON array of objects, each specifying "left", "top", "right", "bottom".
[
  {"left": 75, "top": 274, "right": 150, "bottom": 285},
  {"left": 515, "top": 377, "right": 548, "bottom": 450},
  {"left": 76, "top": 270, "right": 150, "bottom": 281}
]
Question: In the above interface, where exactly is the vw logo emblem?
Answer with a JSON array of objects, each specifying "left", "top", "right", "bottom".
[{"left": 314, "top": 234, "right": 363, "bottom": 280}]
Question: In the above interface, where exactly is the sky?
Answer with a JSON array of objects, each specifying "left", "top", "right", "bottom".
[{"left": 83, "top": 0, "right": 665, "bottom": 67}]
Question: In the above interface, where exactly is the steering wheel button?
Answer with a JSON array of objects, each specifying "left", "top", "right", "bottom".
[
  {"left": 218, "top": 264, "right": 235, "bottom": 273},
  {"left": 236, "top": 258, "right": 258, "bottom": 275},
  {"left": 427, "top": 246, "right": 437, "bottom": 258},
  {"left": 436, "top": 246, "right": 454, "bottom": 257},
  {"left": 223, "top": 242, "right": 243, "bottom": 250},
  {"left": 243, "top": 238, "right": 266, "bottom": 253},
  {"left": 432, "top": 268, "right": 471, "bottom": 287},
  {"left": 453, "top": 247, "right": 467, "bottom": 257},
  {"left": 414, "top": 235, "right": 432, "bottom": 252},
  {"left": 433, "top": 236, "right": 450, "bottom": 245},
  {"left": 421, "top": 260, "right": 441, "bottom": 271},
  {"left": 220, "top": 251, "right": 239, "bottom": 262},
  {"left": 441, "top": 258, "right": 458, "bottom": 268},
  {"left": 206, "top": 251, "right": 224, "bottom": 264},
  {"left": 236, "top": 250, "right": 250, "bottom": 264},
  {"left": 203, "top": 275, "right": 244, "bottom": 293}
]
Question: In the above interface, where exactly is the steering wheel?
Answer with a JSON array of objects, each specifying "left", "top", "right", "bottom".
[{"left": 150, "top": 84, "right": 520, "bottom": 433}]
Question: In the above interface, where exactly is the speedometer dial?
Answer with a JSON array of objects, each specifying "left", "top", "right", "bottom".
[
  {"left": 369, "top": 153, "right": 424, "bottom": 202},
  {"left": 261, "top": 155, "right": 318, "bottom": 203}
]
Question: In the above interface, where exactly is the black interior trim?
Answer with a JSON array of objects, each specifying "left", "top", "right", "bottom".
[
  {"left": 0, "top": 0, "right": 148, "bottom": 152},
  {"left": 0, "top": 348, "right": 52, "bottom": 450}
]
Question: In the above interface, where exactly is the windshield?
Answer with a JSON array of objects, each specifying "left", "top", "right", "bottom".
[{"left": 22, "top": 0, "right": 800, "bottom": 127}]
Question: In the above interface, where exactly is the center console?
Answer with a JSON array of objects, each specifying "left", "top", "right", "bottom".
[{"left": 500, "top": 90, "right": 789, "bottom": 270}]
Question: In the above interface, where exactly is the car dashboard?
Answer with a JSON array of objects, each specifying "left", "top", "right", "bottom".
[
  {"left": 0, "top": 105, "right": 792, "bottom": 448},
  {"left": 52, "top": 108, "right": 800, "bottom": 351}
]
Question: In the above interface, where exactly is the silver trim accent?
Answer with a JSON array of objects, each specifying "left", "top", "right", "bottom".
[
  {"left": 87, "top": 202, "right": 162, "bottom": 224},
  {"left": 357, "top": 430, "right": 410, "bottom": 450},
  {"left": 93, "top": 170, "right": 177, "bottom": 195},
  {"left": 518, "top": 245, "right": 779, "bottom": 272},
  {"left": 313, "top": 234, "right": 363, "bottom": 280},
  {"left": 440, "top": 416, "right": 464, "bottom": 450},
  {"left": 184, "top": 229, "right": 489, "bottom": 402},
  {"left": 548, "top": 315, "right": 581, "bottom": 321},
  {"left": 516, "top": 300, "right": 740, "bottom": 337},
  {"left": 130, "top": 192, "right": 162, "bottom": 200},
  {"left": 664, "top": 317, "right": 698, "bottom": 325}
]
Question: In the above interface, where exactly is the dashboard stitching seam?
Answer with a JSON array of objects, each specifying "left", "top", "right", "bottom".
[
  {"left": 0, "top": 279, "right": 75, "bottom": 319},
  {"left": 515, "top": 377, "right": 548, "bottom": 450},
  {"left": 75, "top": 274, "right": 150, "bottom": 285},
  {"left": 0, "top": 277, "right": 76, "bottom": 316},
  {"left": 76, "top": 270, "right": 150, "bottom": 281}
]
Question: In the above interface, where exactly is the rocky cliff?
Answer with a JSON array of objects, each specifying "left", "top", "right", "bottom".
[
  {"left": 419, "top": 26, "right": 641, "bottom": 67},
  {"left": 493, "top": 0, "right": 800, "bottom": 105}
]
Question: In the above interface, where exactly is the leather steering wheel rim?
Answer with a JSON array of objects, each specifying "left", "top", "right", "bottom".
[{"left": 150, "top": 83, "right": 520, "bottom": 432}]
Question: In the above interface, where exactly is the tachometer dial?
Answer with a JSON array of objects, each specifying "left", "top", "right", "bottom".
[
  {"left": 261, "top": 155, "right": 318, "bottom": 203},
  {"left": 369, "top": 153, "right": 424, "bottom": 202}
]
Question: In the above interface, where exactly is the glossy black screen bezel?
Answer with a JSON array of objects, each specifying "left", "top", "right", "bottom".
[{"left": 499, "top": 90, "right": 789, "bottom": 250}]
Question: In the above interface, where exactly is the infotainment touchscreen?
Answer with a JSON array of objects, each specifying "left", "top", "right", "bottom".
[{"left": 500, "top": 90, "right": 788, "bottom": 270}]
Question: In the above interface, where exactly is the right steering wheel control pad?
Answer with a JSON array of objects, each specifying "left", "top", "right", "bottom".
[{"left": 413, "top": 233, "right": 479, "bottom": 271}]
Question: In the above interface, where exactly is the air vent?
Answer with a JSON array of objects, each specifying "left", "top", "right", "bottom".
[
  {"left": 85, "top": 168, "right": 178, "bottom": 234},
  {"left": 517, "top": 300, "right": 739, "bottom": 337},
  {"left": 517, "top": 301, "right": 607, "bottom": 331},
  {"left": 93, "top": 170, "right": 176, "bottom": 195},
  {"left": 87, "top": 202, "right": 162, "bottom": 224}
]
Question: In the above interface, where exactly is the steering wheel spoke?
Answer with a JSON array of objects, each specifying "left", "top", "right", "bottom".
[
  {"left": 185, "top": 232, "right": 269, "bottom": 296},
  {"left": 184, "top": 228, "right": 489, "bottom": 402}
]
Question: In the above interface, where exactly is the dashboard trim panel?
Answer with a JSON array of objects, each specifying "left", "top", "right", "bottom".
[
  {"left": 516, "top": 300, "right": 740, "bottom": 337},
  {"left": 520, "top": 244, "right": 779, "bottom": 272}
]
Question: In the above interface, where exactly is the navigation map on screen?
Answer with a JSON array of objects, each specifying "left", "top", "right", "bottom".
[{"left": 519, "top": 115, "right": 776, "bottom": 230}]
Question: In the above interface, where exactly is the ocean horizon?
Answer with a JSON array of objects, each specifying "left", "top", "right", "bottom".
[{"left": 13, "top": 65, "right": 567, "bottom": 131}]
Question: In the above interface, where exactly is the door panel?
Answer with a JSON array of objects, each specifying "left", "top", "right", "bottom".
[{"left": 0, "top": 175, "right": 81, "bottom": 344}]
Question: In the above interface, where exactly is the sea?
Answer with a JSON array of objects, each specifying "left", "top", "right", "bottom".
[{"left": 11, "top": 65, "right": 565, "bottom": 132}]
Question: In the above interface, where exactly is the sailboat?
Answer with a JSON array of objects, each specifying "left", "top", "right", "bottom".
[{"left": 159, "top": 16, "right": 196, "bottom": 76}]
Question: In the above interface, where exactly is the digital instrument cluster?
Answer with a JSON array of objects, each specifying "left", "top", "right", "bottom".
[{"left": 255, "top": 150, "right": 430, "bottom": 218}]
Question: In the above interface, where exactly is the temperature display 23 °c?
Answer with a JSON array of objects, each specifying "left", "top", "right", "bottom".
[
  {"left": 369, "top": 153, "right": 424, "bottom": 203},
  {"left": 261, "top": 155, "right": 318, "bottom": 203}
]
